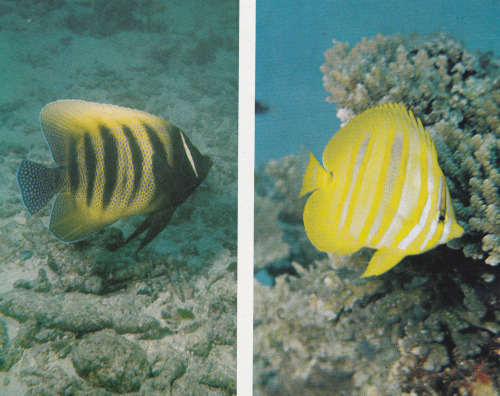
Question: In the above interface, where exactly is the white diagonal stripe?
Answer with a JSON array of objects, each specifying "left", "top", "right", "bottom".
[
  {"left": 340, "top": 134, "right": 370, "bottom": 228},
  {"left": 180, "top": 132, "right": 198, "bottom": 178}
]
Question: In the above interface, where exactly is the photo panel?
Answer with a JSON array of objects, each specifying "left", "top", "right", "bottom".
[
  {"left": 254, "top": 1, "right": 500, "bottom": 395},
  {"left": 0, "top": 1, "right": 238, "bottom": 394}
]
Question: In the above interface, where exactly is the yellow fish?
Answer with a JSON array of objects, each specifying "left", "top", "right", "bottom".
[
  {"left": 17, "top": 100, "right": 212, "bottom": 251},
  {"left": 300, "top": 103, "right": 464, "bottom": 277}
]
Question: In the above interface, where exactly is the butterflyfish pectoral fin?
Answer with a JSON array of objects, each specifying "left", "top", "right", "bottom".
[
  {"left": 361, "top": 247, "right": 407, "bottom": 277},
  {"left": 303, "top": 186, "right": 363, "bottom": 254}
]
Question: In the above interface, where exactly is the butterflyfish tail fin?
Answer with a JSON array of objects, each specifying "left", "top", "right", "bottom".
[
  {"left": 299, "top": 151, "right": 330, "bottom": 197},
  {"left": 17, "top": 160, "right": 63, "bottom": 216},
  {"left": 361, "top": 248, "right": 407, "bottom": 277}
]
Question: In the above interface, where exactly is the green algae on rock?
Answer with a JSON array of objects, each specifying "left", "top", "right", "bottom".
[
  {"left": 321, "top": 33, "right": 500, "bottom": 265},
  {"left": 0, "top": 319, "right": 9, "bottom": 371}
]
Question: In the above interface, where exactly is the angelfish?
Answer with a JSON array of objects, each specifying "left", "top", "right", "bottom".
[
  {"left": 300, "top": 103, "right": 464, "bottom": 277},
  {"left": 17, "top": 100, "right": 212, "bottom": 251}
]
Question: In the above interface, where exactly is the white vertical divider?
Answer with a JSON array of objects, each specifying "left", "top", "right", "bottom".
[{"left": 237, "top": 0, "right": 256, "bottom": 394}]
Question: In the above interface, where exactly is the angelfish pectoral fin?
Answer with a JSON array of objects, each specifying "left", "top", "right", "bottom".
[{"left": 125, "top": 207, "right": 177, "bottom": 252}]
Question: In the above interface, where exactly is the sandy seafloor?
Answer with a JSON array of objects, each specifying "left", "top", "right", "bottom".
[{"left": 0, "top": 0, "right": 238, "bottom": 394}]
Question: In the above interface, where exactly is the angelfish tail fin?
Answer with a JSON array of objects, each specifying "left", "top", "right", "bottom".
[
  {"left": 299, "top": 151, "right": 330, "bottom": 197},
  {"left": 17, "top": 160, "right": 62, "bottom": 215}
]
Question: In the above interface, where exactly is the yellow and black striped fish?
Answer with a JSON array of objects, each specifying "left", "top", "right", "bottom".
[
  {"left": 300, "top": 103, "right": 464, "bottom": 277},
  {"left": 17, "top": 100, "right": 212, "bottom": 251}
]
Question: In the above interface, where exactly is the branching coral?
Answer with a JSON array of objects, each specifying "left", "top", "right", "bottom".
[{"left": 321, "top": 33, "right": 500, "bottom": 264}]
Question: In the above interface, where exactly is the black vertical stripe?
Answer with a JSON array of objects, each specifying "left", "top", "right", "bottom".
[
  {"left": 100, "top": 125, "right": 118, "bottom": 209},
  {"left": 439, "top": 179, "right": 447, "bottom": 223},
  {"left": 83, "top": 132, "right": 97, "bottom": 206},
  {"left": 68, "top": 137, "right": 79, "bottom": 194},
  {"left": 143, "top": 123, "right": 168, "bottom": 198},
  {"left": 144, "top": 123, "right": 167, "bottom": 160},
  {"left": 122, "top": 125, "right": 143, "bottom": 204}
]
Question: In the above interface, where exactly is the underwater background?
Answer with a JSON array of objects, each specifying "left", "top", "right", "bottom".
[
  {"left": 256, "top": 0, "right": 499, "bottom": 163},
  {"left": 0, "top": 0, "right": 237, "bottom": 394},
  {"left": 255, "top": 0, "right": 500, "bottom": 395}
]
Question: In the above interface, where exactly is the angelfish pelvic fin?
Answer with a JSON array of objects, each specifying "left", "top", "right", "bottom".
[{"left": 125, "top": 207, "right": 177, "bottom": 252}]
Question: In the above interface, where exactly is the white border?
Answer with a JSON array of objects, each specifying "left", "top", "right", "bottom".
[{"left": 237, "top": 0, "right": 255, "bottom": 394}]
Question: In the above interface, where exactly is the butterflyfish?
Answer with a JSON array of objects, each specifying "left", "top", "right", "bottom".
[
  {"left": 17, "top": 100, "right": 212, "bottom": 251},
  {"left": 300, "top": 103, "right": 464, "bottom": 277}
]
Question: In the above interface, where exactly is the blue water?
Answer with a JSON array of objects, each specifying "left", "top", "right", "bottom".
[{"left": 255, "top": 0, "right": 500, "bottom": 163}]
